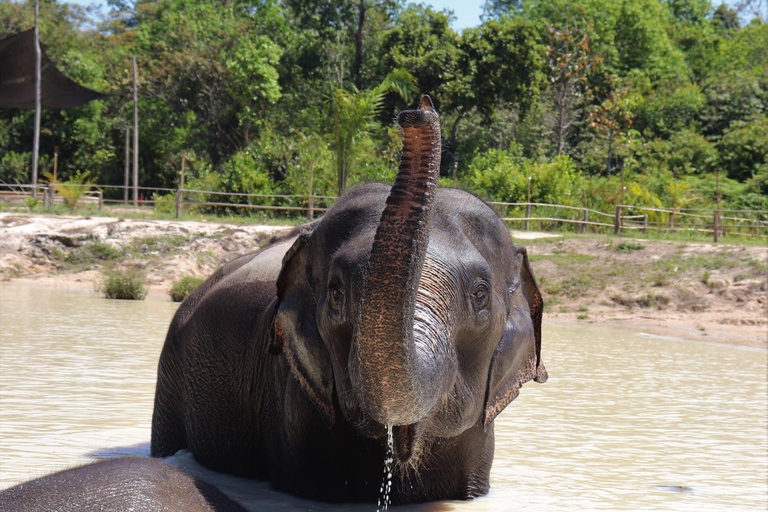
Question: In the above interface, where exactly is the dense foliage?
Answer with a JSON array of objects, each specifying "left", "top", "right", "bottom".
[{"left": 1, "top": 0, "right": 766, "bottom": 214}]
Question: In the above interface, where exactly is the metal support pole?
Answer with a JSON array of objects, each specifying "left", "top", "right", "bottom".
[
  {"left": 132, "top": 56, "right": 139, "bottom": 207},
  {"left": 31, "top": 0, "right": 41, "bottom": 198}
]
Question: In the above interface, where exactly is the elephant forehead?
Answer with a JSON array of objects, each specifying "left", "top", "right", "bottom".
[
  {"left": 328, "top": 234, "right": 375, "bottom": 272},
  {"left": 425, "top": 232, "right": 491, "bottom": 279}
]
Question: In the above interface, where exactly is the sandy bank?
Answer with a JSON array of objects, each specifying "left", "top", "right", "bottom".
[{"left": 1, "top": 212, "right": 765, "bottom": 348}]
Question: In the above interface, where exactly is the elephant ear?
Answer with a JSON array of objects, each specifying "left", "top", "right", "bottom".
[
  {"left": 482, "top": 245, "right": 548, "bottom": 430},
  {"left": 274, "top": 234, "right": 335, "bottom": 427}
]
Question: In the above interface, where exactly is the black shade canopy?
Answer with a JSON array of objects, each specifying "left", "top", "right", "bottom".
[{"left": 0, "top": 29, "right": 109, "bottom": 109}]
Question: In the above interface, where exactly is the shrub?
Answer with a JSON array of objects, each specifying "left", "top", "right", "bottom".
[
  {"left": 0, "top": 151, "right": 31, "bottom": 184},
  {"left": 102, "top": 268, "right": 147, "bottom": 300},
  {"left": 169, "top": 275, "right": 205, "bottom": 302},
  {"left": 616, "top": 241, "right": 644, "bottom": 253},
  {"left": 152, "top": 192, "right": 176, "bottom": 214},
  {"left": 24, "top": 197, "right": 39, "bottom": 210},
  {"left": 44, "top": 170, "right": 97, "bottom": 210}
]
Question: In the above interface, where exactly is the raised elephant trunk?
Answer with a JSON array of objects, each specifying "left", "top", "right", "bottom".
[{"left": 356, "top": 96, "right": 443, "bottom": 434}]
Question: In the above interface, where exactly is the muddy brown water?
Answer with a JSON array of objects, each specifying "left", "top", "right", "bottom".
[{"left": 1, "top": 283, "right": 765, "bottom": 511}]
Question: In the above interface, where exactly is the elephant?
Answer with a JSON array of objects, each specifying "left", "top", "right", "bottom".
[
  {"left": 0, "top": 457, "right": 246, "bottom": 512},
  {"left": 151, "top": 96, "right": 548, "bottom": 504}
]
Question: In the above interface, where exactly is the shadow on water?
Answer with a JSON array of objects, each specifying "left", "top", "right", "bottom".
[{"left": 86, "top": 442, "right": 151, "bottom": 459}]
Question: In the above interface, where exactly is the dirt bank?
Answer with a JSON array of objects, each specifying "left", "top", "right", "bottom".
[{"left": 1, "top": 212, "right": 765, "bottom": 348}]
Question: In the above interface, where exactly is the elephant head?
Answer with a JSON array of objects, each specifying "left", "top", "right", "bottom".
[{"left": 274, "top": 96, "right": 547, "bottom": 465}]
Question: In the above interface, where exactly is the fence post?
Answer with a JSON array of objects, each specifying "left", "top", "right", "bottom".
[
  {"left": 524, "top": 203, "right": 531, "bottom": 231},
  {"left": 307, "top": 194, "right": 314, "bottom": 221},
  {"left": 175, "top": 188, "right": 182, "bottom": 219},
  {"left": 713, "top": 210, "right": 720, "bottom": 243},
  {"left": 642, "top": 214, "right": 647, "bottom": 234},
  {"left": 98, "top": 190, "right": 103, "bottom": 211},
  {"left": 581, "top": 207, "right": 588, "bottom": 233},
  {"left": 614, "top": 206, "right": 622, "bottom": 235}
]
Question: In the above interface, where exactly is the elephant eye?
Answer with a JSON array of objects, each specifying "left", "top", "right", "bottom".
[
  {"left": 471, "top": 282, "right": 490, "bottom": 311},
  {"left": 328, "top": 284, "right": 344, "bottom": 311}
]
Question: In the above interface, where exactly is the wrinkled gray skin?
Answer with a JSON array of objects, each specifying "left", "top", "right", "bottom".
[
  {"left": 0, "top": 458, "right": 246, "bottom": 512},
  {"left": 151, "top": 97, "right": 548, "bottom": 504}
]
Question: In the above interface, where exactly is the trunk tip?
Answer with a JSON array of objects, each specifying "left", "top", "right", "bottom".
[{"left": 398, "top": 95, "right": 440, "bottom": 129}]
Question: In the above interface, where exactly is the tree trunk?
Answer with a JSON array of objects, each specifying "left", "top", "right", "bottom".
[{"left": 353, "top": 0, "right": 367, "bottom": 90}]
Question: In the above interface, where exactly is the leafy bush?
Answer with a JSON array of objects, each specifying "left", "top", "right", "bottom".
[
  {"left": 462, "top": 145, "right": 583, "bottom": 208},
  {"left": 101, "top": 268, "right": 147, "bottom": 300},
  {"left": 169, "top": 275, "right": 205, "bottom": 302},
  {"left": 0, "top": 151, "right": 30, "bottom": 184},
  {"left": 152, "top": 192, "right": 176, "bottom": 214},
  {"left": 718, "top": 117, "right": 768, "bottom": 181},
  {"left": 24, "top": 197, "right": 39, "bottom": 210}
]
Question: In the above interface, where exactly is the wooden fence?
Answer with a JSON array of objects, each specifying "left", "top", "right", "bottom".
[{"left": 2, "top": 183, "right": 766, "bottom": 241}]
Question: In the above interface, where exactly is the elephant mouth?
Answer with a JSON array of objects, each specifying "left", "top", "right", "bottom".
[{"left": 392, "top": 422, "right": 422, "bottom": 464}]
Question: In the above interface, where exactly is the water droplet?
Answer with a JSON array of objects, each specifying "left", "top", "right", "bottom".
[{"left": 376, "top": 424, "right": 394, "bottom": 512}]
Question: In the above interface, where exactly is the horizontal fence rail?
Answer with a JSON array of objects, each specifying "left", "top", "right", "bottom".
[{"left": 1, "top": 183, "right": 766, "bottom": 241}]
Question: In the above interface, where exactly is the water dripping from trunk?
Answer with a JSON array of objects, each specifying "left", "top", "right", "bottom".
[{"left": 376, "top": 424, "right": 394, "bottom": 512}]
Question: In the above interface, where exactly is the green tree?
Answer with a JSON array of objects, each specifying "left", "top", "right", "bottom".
[{"left": 330, "top": 69, "right": 417, "bottom": 195}]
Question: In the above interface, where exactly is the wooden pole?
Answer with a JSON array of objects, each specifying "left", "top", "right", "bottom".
[
  {"left": 581, "top": 185, "right": 587, "bottom": 233},
  {"left": 176, "top": 154, "right": 186, "bottom": 219},
  {"left": 132, "top": 56, "right": 139, "bottom": 207},
  {"left": 308, "top": 158, "right": 315, "bottom": 221},
  {"left": 124, "top": 127, "right": 130, "bottom": 204},
  {"left": 31, "top": 0, "right": 41, "bottom": 198},
  {"left": 525, "top": 176, "right": 531, "bottom": 231},
  {"left": 52, "top": 146, "right": 58, "bottom": 183},
  {"left": 48, "top": 145, "right": 58, "bottom": 207},
  {"left": 714, "top": 168, "right": 721, "bottom": 242},
  {"left": 453, "top": 156, "right": 458, "bottom": 188}
]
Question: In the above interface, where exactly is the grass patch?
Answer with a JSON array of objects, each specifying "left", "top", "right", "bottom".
[
  {"left": 611, "top": 293, "right": 670, "bottom": 309},
  {"left": 128, "top": 234, "right": 191, "bottom": 256},
  {"left": 531, "top": 253, "right": 595, "bottom": 266},
  {"left": 652, "top": 273, "right": 670, "bottom": 287},
  {"left": 101, "top": 268, "right": 147, "bottom": 300},
  {"left": 615, "top": 241, "right": 644, "bottom": 253},
  {"left": 169, "top": 275, "right": 205, "bottom": 302},
  {"left": 54, "top": 241, "right": 122, "bottom": 266},
  {"left": 545, "top": 277, "right": 593, "bottom": 298}
]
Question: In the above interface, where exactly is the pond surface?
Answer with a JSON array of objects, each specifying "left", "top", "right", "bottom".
[{"left": 1, "top": 283, "right": 766, "bottom": 511}]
